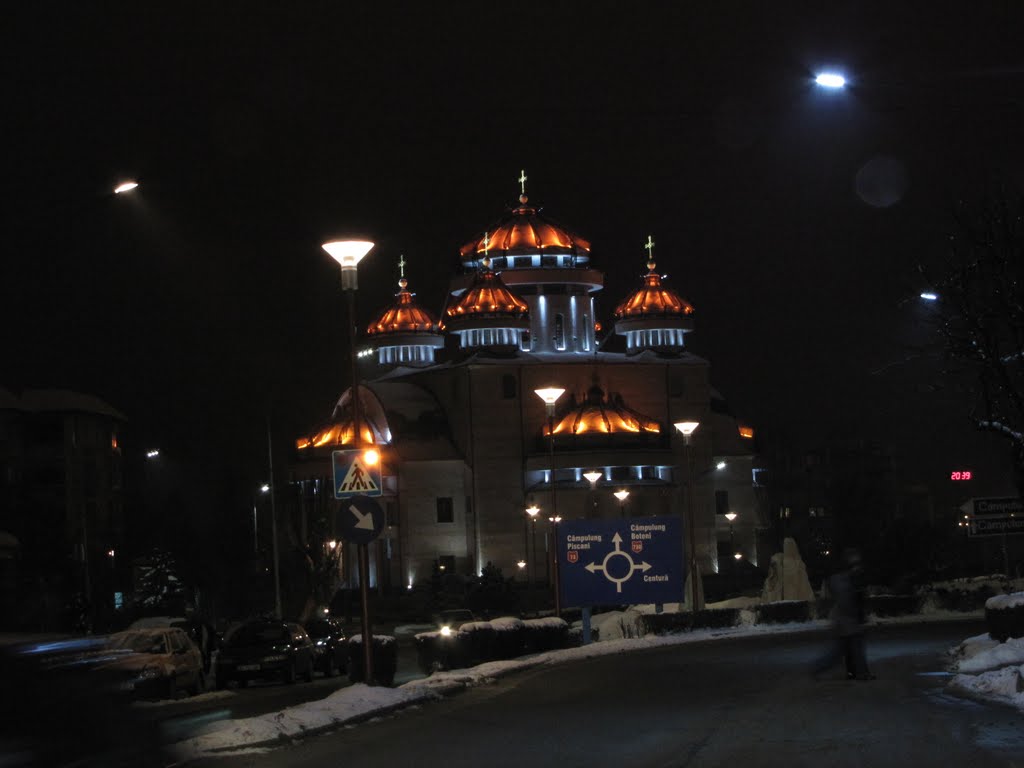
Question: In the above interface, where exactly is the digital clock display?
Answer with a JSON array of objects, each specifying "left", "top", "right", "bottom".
[{"left": 950, "top": 471, "right": 973, "bottom": 481}]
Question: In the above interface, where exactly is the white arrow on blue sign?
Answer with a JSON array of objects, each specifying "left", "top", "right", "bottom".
[{"left": 558, "top": 515, "right": 684, "bottom": 607}]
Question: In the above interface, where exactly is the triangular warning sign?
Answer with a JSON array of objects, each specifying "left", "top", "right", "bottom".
[{"left": 336, "top": 457, "right": 379, "bottom": 495}]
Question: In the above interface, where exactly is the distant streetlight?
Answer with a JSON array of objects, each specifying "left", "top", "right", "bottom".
[
  {"left": 814, "top": 72, "right": 846, "bottom": 89},
  {"left": 526, "top": 504, "right": 540, "bottom": 609},
  {"left": 674, "top": 420, "right": 702, "bottom": 611},
  {"left": 583, "top": 470, "right": 602, "bottom": 487},
  {"left": 920, "top": 292, "right": 939, "bottom": 302},
  {"left": 614, "top": 489, "right": 630, "bottom": 517},
  {"left": 113, "top": 180, "right": 139, "bottom": 194},
  {"left": 535, "top": 387, "right": 565, "bottom": 616},
  {"left": 260, "top": 484, "right": 270, "bottom": 493},
  {"left": 145, "top": 449, "right": 160, "bottom": 459},
  {"left": 716, "top": 460, "right": 727, "bottom": 471},
  {"left": 323, "top": 237, "right": 375, "bottom": 683},
  {"left": 517, "top": 560, "right": 527, "bottom": 570}
]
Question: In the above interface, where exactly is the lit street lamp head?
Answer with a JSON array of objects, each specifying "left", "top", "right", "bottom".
[
  {"left": 614, "top": 489, "right": 630, "bottom": 502},
  {"left": 113, "top": 180, "right": 138, "bottom": 194},
  {"left": 724, "top": 512, "right": 737, "bottom": 522},
  {"left": 814, "top": 72, "right": 846, "bottom": 89},
  {"left": 674, "top": 420, "right": 700, "bottom": 444},
  {"left": 526, "top": 504, "right": 540, "bottom": 518},
  {"left": 583, "top": 470, "right": 602, "bottom": 487},
  {"left": 322, "top": 240, "right": 374, "bottom": 290}
]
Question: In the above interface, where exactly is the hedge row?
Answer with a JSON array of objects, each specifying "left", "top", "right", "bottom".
[
  {"left": 347, "top": 635, "right": 397, "bottom": 686},
  {"left": 415, "top": 617, "right": 569, "bottom": 674},
  {"left": 639, "top": 608, "right": 741, "bottom": 635},
  {"left": 985, "top": 598, "right": 1024, "bottom": 642}
]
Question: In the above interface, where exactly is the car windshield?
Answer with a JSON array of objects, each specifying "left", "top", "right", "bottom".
[
  {"left": 110, "top": 632, "right": 168, "bottom": 655},
  {"left": 227, "top": 624, "right": 289, "bottom": 647}
]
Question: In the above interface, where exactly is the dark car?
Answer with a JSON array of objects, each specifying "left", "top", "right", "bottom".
[
  {"left": 214, "top": 619, "right": 315, "bottom": 688},
  {"left": 0, "top": 638, "right": 168, "bottom": 767},
  {"left": 106, "top": 626, "right": 205, "bottom": 698},
  {"left": 304, "top": 616, "right": 347, "bottom": 677}
]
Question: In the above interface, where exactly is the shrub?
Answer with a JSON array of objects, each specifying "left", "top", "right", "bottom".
[
  {"left": 489, "top": 617, "right": 527, "bottom": 659},
  {"left": 347, "top": 635, "right": 397, "bottom": 686},
  {"left": 755, "top": 601, "right": 811, "bottom": 624},
  {"left": 523, "top": 617, "right": 569, "bottom": 652},
  {"left": 867, "top": 594, "right": 921, "bottom": 617},
  {"left": 985, "top": 593, "right": 1024, "bottom": 642}
]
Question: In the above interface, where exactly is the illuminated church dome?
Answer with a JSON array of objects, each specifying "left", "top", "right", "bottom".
[
  {"left": 366, "top": 259, "right": 444, "bottom": 366},
  {"left": 444, "top": 256, "right": 529, "bottom": 349},
  {"left": 458, "top": 182, "right": 591, "bottom": 270},
  {"left": 614, "top": 237, "right": 694, "bottom": 354},
  {"left": 547, "top": 383, "right": 662, "bottom": 437}
]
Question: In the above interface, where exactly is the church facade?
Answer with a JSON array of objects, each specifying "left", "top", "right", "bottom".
[{"left": 290, "top": 181, "right": 764, "bottom": 603}]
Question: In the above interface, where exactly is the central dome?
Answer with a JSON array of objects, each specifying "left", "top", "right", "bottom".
[{"left": 459, "top": 194, "right": 591, "bottom": 267}]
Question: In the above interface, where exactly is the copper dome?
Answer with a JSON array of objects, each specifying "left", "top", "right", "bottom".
[
  {"left": 459, "top": 194, "right": 591, "bottom": 262},
  {"left": 614, "top": 261, "right": 694, "bottom": 319},
  {"left": 367, "top": 278, "right": 439, "bottom": 336},
  {"left": 444, "top": 265, "right": 529, "bottom": 325},
  {"left": 546, "top": 384, "right": 661, "bottom": 436}
]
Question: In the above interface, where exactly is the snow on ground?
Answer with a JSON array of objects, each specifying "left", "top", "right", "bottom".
[{"left": 947, "top": 615, "right": 1024, "bottom": 711}]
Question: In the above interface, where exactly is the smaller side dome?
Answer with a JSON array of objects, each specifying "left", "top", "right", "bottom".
[
  {"left": 443, "top": 257, "right": 530, "bottom": 349},
  {"left": 365, "top": 259, "right": 444, "bottom": 367},
  {"left": 614, "top": 237, "right": 695, "bottom": 354}
]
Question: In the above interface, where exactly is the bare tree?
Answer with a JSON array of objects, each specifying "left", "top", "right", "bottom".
[{"left": 921, "top": 191, "right": 1024, "bottom": 490}]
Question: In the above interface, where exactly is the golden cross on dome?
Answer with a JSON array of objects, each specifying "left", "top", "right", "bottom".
[
  {"left": 518, "top": 169, "right": 527, "bottom": 195},
  {"left": 482, "top": 231, "right": 490, "bottom": 255},
  {"left": 644, "top": 235, "right": 656, "bottom": 260},
  {"left": 398, "top": 254, "right": 406, "bottom": 278}
]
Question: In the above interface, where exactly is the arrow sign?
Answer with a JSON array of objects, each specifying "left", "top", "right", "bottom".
[{"left": 335, "top": 495, "right": 385, "bottom": 545}]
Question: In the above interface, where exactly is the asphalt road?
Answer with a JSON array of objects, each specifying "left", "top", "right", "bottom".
[{"left": 185, "top": 620, "right": 1024, "bottom": 768}]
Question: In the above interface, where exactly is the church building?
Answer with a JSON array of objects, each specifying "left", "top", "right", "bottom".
[{"left": 291, "top": 178, "right": 764, "bottom": 604}]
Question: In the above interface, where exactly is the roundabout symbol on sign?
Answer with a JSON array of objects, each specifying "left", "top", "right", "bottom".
[{"left": 584, "top": 532, "right": 652, "bottom": 593}]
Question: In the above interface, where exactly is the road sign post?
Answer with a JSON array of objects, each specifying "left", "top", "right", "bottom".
[{"left": 335, "top": 494, "right": 385, "bottom": 683}]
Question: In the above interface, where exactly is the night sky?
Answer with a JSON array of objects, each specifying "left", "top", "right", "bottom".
[{"left": 5, "top": 3, "right": 1024, "bottom": 504}]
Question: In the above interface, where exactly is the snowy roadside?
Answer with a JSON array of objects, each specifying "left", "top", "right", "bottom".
[
  {"left": 169, "top": 619, "right": 828, "bottom": 762},
  {"left": 946, "top": 593, "right": 1024, "bottom": 712}
]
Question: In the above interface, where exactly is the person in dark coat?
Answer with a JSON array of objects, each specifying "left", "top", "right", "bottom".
[{"left": 812, "top": 548, "right": 875, "bottom": 680}]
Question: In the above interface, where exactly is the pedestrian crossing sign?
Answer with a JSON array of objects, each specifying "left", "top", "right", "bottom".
[{"left": 332, "top": 449, "right": 382, "bottom": 499}]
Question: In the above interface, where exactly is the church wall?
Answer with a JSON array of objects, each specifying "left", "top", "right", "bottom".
[{"left": 398, "top": 459, "right": 468, "bottom": 587}]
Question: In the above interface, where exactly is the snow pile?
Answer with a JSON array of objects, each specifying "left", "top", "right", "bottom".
[
  {"left": 986, "top": 592, "right": 1024, "bottom": 611},
  {"left": 947, "top": 630, "right": 1024, "bottom": 711}
]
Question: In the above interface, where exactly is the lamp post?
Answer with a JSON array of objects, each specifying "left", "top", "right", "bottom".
[
  {"left": 674, "top": 420, "right": 702, "bottom": 611},
  {"left": 534, "top": 387, "right": 565, "bottom": 615},
  {"left": 584, "top": 470, "right": 601, "bottom": 518},
  {"left": 614, "top": 489, "right": 630, "bottom": 518},
  {"left": 724, "top": 511, "right": 738, "bottom": 594},
  {"left": 323, "top": 238, "right": 375, "bottom": 682},
  {"left": 526, "top": 504, "right": 540, "bottom": 613}
]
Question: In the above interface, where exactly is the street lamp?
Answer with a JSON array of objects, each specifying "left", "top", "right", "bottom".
[
  {"left": 814, "top": 72, "right": 846, "bottom": 89},
  {"left": 724, "top": 511, "right": 738, "bottom": 594},
  {"left": 323, "top": 238, "right": 375, "bottom": 682},
  {"left": 674, "top": 420, "right": 702, "bottom": 611},
  {"left": 534, "top": 387, "right": 565, "bottom": 615},
  {"left": 526, "top": 504, "right": 540, "bottom": 612},
  {"left": 614, "top": 489, "right": 630, "bottom": 517},
  {"left": 113, "top": 180, "right": 139, "bottom": 194}
]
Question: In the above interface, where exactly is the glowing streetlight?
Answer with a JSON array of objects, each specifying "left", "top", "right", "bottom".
[
  {"left": 815, "top": 72, "right": 846, "bottom": 89},
  {"left": 535, "top": 387, "right": 565, "bottom": 616},
  {"left": 113, "top": 180, "right": 138, "bottom": 194},
  {"left": 260, "top": 484, "right": 270, "bottom": 493},
  {"left": 674, "top": 420, "right": 702, "bottom": 611},
  {"left": 323, "top": 237, "right": 376, "bottom": 682},
  {"left": 614, "top": 489, "right": 630, "bottom": 517},
  {"left": 525, "top": 504, "right": 540, "bottom": 610},
  {"left": 920, "top": 292, "right": 939, "bottom": 302},
  {"left": 583, "top": 470, "right": 602, "bottom": 487},
  {"left": 145, "top": 449, "right": 160, "bottom": 459}
]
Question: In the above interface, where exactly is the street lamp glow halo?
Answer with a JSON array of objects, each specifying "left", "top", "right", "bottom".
[
  {"left": 583, "top": 470, "right": 602, "bottom": 485},
  {"left": 534, "top": 387, "right": 566, "bottom": 405},
  {"left": 716, "top": 461, "right": 727, "bottom": 470},
  {"left": 674, "top": 420, "right": 700, "bottom": 437},
  {"left": 321, "top": 240, "right": 375, "bottom": 269},
  {"left": 614, "top": 489, "right": 630, "bottom": 502},
  {"left": 114, "top": 181, "right": 139, "bottom": 194},
  {"left": 526, "top": 504, "right": 540, "bottom": 517},
  {"left": 920, "top": 292, "right": 939, "bottom": 301},
  {"left": 815, "top": 72, "right": 846, "bottom": 89},
  {"left": 724, "top": 512, "right": 737, "bottom": 522}
]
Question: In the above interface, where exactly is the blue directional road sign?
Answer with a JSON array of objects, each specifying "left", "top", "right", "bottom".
[
  {"left": 559, "top": 515, "right": 684, "bottom": 607},
  {"left": 335, "top": 495, "right": 385, "bottom": 545},
  {"left": 332, "top": 449, "right": 382, "bottom": 499}
]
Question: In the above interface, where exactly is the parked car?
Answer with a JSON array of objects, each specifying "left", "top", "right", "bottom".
[
  {"left": 214, "top": 618, "right": 315, "bottom": 688},
  {"left": 0, "top": 638, "right": 169, "bottom": 766},
  {"left": 304, "top": 616, "right": 347, "bottom": 676},
  {"left": 106, "top": 627, "right": 204, "bottom": 698}
]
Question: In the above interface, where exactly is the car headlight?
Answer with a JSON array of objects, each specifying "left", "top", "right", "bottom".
[
  {"left": 440, "top": 626, "right": 452, "bottom": 637},
  {"left": 262, "top": 654, "right": 287, "bottom": 662},
  {"left": 316, "top": 639, "right": 326, "bottom": 647}
]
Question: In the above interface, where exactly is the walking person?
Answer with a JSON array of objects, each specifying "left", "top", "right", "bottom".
[{"left": 812, "top": 548, "right": 875, "bottom": 680}]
